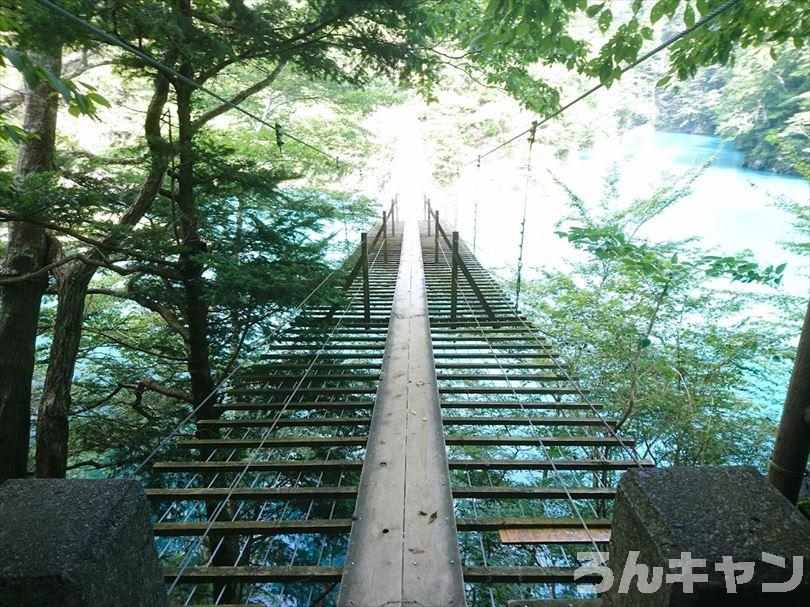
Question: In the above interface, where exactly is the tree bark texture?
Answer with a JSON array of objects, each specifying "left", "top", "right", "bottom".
[
  {"left": 175, "top": 2, "right": 237, "bottom": 598},
  {"left": 768, "top": 300, "right": 810, "bottom": 503},
  {"left": 0, "top": 49, "right": 62, "bottom": 481},
  {"left": 34, "top": 75, "right": 171, "bottom": 478}
]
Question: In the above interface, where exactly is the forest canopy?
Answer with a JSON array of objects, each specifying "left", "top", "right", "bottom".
[{"left": 0, "top": 0, "right": 807, "bottom": 486}]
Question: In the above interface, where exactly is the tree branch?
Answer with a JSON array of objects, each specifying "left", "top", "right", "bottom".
[
  {"left": 191, "top": 60, "right": 287, "bottom": 132},
  {"left": 0, "top": 210, "right": 179, "bottom": 268},
  {"left": 87, "top": 287, "right": 191, "bottom": 343}
]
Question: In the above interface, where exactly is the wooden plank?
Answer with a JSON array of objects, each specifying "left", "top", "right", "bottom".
[
  {"left": 507, "top": 600, "right": 603, "bottom": 607},
  {"left": 195, "top": 416, "right": 371, "bottom": 428},
  {"left": 152, "top": 459, "right": 363, "bottom": 473},
  {"left": 458, "top": 516, "right": 610, "bottom": 530},
  {"left": 339, "top": 217, "right": 465, "bottom": 606},
  {"left": 441, "top": 416, "right": 614, "bottom": 426},
  {"left": 440, "top": 387, "right": 585, "bottom": 394},
  {"left": 164, "top": 566, "right": 342, "bottom": 584},
  {"left": 175, "top": 436, "right": 367, "bottom": 449},
  {"left": 154, "top": 518, "right": 352, "bottom": 537},
  {"left": 445, "top": 436, "right": 631, "bottom": 447},
  {"left": 462, "top": 566, "right": 598, "bottom": 584},
  {"left": 453, "top": 486, "right": 616, "bottom": 499},
  {"left": 146, "top": 486, "right": 358, "bottom": 501},
  {"left": 440, "top": 400, "right": 603, "bottom": 410},
  {"left": 498, "top": 527, "right": 612, "bottom": 544},
  {"left": 213, "top": 401, "right": 373, "bottom": 412},
  {"left": 448, "top": 458, "right": 640, "bottom": 470}
]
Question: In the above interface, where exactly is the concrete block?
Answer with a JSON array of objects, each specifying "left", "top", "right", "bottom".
[
  {"left": 0, "top": 478, "right": 169, "bottom": 607},
  {"left": 607, "top": 466, "right": 810, "bottom": 606}
]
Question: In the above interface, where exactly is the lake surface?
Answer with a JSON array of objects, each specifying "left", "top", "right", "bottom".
[{"left": 446, "top": 125, "right": 809, "bottom": 298}]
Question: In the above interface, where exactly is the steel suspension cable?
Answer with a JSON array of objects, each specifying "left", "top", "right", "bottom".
[
  {"left": 33, "top": 0, "right": 342, "bottom": 166},
  {"left": 166, "top": 226, "right": 390, "bottom": 594},
  {"left": 459, "top": 0, "right": 745, "bottom": 168},
  {"left": 514, "top": 121, "right": 538, "bottom": 312},
  {"left": 434, "top": 232, "right": 608, "bottom": 566}
]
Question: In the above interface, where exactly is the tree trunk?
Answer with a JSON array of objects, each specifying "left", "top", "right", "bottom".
[
  {"left": 175, "top": 80, "right": 217, "bottom": 420},
  {"left": 0, "top": 48, "right": 62, "bottom": 481},
  {"left": 768, "top": 300, "right": 810, "bottom": 503},
  {"left": 34, "top": 263, "right": 93, "bottom": 477},
  {"left": 174, "top": 7, "right": 237, "bottom": 595},
  {"left": 33, "top": 75, "right": 170, "bottom": 478}
]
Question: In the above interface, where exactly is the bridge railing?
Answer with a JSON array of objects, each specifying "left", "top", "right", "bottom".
[{"left": 424, "top": 196, "right": 496, "bottom": 323}]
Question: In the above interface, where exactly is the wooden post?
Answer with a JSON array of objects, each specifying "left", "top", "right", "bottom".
[
  {"left": 434, "top": 210, "right": 439, "bottom": 264},
  {"left": 390, "top": 201, "right": 396, "bottom": 237},
  {"left": 381, "top": 212, "right": 388, "bottom": 263},
  {"left": 450, "top": 231, "right": 459, "bottom": 325},
  {"left": 361, "top": 232, "right": 370, "bottom": 323},
  {"left": 427, "top": 205, "right": 430, "bottom": 236},
  {"left": 768, "top": 300, "right": 810, "bottom": 503}
]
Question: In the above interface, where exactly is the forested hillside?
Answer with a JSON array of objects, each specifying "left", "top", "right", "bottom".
[{"left": 0, "top": 0, "right": 807, "bottom": 486}]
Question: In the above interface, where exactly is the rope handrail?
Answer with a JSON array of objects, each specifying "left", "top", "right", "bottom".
[
  {"left": 434, "top": 232, "right": 609, "bottom": 566},
  {"left": 458, "top": 0, "right": 745, "bottom": 168},
  {"left": 166, "top": 220, "right": 392, "bottom": 593},
  {"left": 130, "top": 200, "right": 396, "bottom": 477},
  {"left": 425, "top": 197, "right": 496, "bottom": 320}
]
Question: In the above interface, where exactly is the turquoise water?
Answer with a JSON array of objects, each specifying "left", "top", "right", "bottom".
[
  {"left": 449, "top": 126, "right": 809, "bottom": 298},
  {"left": 440, "top": 127, "right": 808, "bottom": 418}
]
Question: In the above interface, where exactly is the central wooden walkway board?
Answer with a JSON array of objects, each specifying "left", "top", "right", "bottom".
[{"left": 338, "top": 218, "right": 466, "bottom": 606}]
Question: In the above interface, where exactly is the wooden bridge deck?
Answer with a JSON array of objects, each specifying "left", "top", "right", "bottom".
[{"left": 147, "top": 203, "right": 650, "bottom": 606}]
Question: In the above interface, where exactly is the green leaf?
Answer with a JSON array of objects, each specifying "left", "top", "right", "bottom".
[
  {"left": 650, "top": 0, "right": 666, "bottom": 24},
  {"left": 87, "top": 91, "right": 111, "bottom": 108},
  {"left": 41, "top": 69, "right": 73, "bottom": 103},
  {"left": 1, "top": 123, "right": 24, "bottom": 144},
  {"left": 684, "top": 4, "right": 696, "bottom": 27},
  {"left": 598, "top": 9, "right": 613, "bottom": 32},
  {"left": 656, "top": 75, "right": 671, "bottom": 88},
  {"left": 586, "top": 3, "right": 604, "bottom": 18}
]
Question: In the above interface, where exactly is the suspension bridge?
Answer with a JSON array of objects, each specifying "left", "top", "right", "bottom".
[{"left": 144, "top": 198, "right": 651, "bottom": 606}]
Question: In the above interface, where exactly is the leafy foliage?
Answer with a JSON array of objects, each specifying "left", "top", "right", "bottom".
[{"left": 519, "top": 166, "right": 798, "bottom": 467}]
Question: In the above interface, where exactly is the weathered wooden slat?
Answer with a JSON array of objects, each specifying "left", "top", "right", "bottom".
[
  {"left": 456, "top": 516, "right": 611, "bottom": 531},
  {"left": 175, "top": 436, "right": 367, "bottom": 449},
  {"left": 152, "top": 460, "right": 363, "bottom": 473},
  {"left": 507, "top": 600, "right": 603, "bottom": 607},
  {"left": 432, "top": 352, "right": 557, "bottom": 359},
  {"left": 213, "top": 401, "right": 374, "bottom": 412},
  {"left": 438, "top": 373, "right": 573, "bottom": 381},
  {"left": 463, "top": 566, "right": 598, "bottom": 584},
  {"left": 196, "top": 416, "right": 371, "bottom": 428},
  {"left": 448, "top": 458, "right": 641, "bottom": 470},
  {"left": 146, "top": 486, "right": 358, "bottom": 501},
  {"left": 440, "top": 386, "right": 585, "bottom": 395},
  {"left": 441, "top": 416, "right": 614, "bottom": 426},
  {"left": 440, "top": 400, "right": 602, "bottom": 410},
  {"left": 240, "top": 373, "right": 381, "bottom": 382},
  {"left": 154, "top": 518, "right": 352, "bottom": 536},
  {"left": 499, "top": 527, "right": 612, "bottom": 544},
  {"left": 432, "top": 344, "right": 558, "bottom": 350},
  {"left": 453, "top": 486, "right": 615, "bottom": 499},
  {"left": 446, "top": 435, "right": 636, "bottom": 450},
  {"left": 163, "top": 566, "right": 343, "bottom": 584},
  {"left": 227, "top": 387, "right": 377, "bottom": 396}
]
